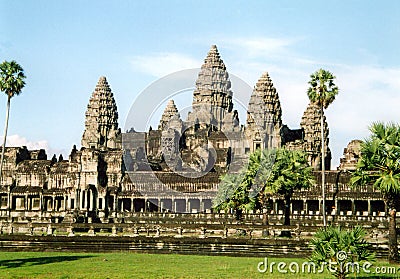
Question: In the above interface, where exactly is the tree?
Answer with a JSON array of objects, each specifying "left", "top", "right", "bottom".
[
  {"left": 213, "top": 148, "right": 314, "bottom": 225},
  {"left": 212, "top": 172, "right": 250, "bottom": 219},
  {"left": 309, "top": 226, "right": 375, "bottom": 279},
  {"left": 351, "top": 122, "right": 400, "bottom": 263},
  {"left": 262, "top": 148, "right": 314, "bottom": 225},
  {"left": 213, "top": 148, "right": 277, "bottom": 220},
  {"left": 0, "top": 61, "right": 26, "bottom": 182},
  {"left": 307, "top": 69, "right": 339, "bottom": 227}
]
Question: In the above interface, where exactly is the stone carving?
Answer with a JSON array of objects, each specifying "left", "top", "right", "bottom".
[
  {"left": 246, "top": 72, "right": 282, "bottom": 152},
  {"left": 81, "top": 76, "right": 121, "bottom": 150},
  {"left": 338, "top": 139, "right": 362, "bottom": 171},
  {"left": 300, "top": 102, "right": 331, "bottom": 170},
  {"left": 158, "top": 100, "right": 179, "bottom": 131},
  {"left": 191, "top": 45, "right": 233, "bottom": 129}
]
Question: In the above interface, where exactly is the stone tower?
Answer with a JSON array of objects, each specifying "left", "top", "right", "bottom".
[
  {"left": 300, "top": 102, "right": 331, "bottom": 170},
  {"left": 246, "top": 72, "right": 282, "bottom": 152},
  {"left": 338, "top": 139, "right": 362, "bottom": 171},
  {"left": 158, "top": 100, "right": 179, "bottom": 131},
  {"left": 191, "top": 45, "right": 233, "bottom": 129},
  {"left": 81, "top": 76, "right": 120, "bottom": 150}
]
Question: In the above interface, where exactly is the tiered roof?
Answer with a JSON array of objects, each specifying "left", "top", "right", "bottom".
[
  {"left": 81, "top": 76, "right": 119, "bottom": 149},
  {"left": 158, "top": 100, "right": 179, "bottom": 131},
  {"left": 191, "top": 45, "right": 233, "bottom": 127},
  {"left": 246, "top": 72, "right": 282, "bottom": 130}
]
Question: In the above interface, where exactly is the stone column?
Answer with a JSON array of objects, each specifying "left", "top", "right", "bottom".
[
  {"left": 319, "top": 199, "right": 323, "bottom": 214},
  {"left": 367, "top": 200, "right": 371, "bottom": 215},
  {"left": 304, "top": 200, "right": 308, "bottom": 214},
  {"left": 159, "top": 199, "right": 163, "bottom": 212},
  {"left": 7, "top": 191, "right": 11, "bottom": 211},
  {"left": 51, "top": 197, "right": 55, "bottom": 211},
  {"left": 76, "top": 190, "right": 80, "bottom": 210},
  {"left": 172, "top": 198, "right": 176, "bottom": 212},
  {"left": 185, "top": 198, "right": 190, "bottom": 213},
  {"left": 273, "top": 198, "right": 278, "bottom": 214},
  {"left": 54, "top": 197, "right": 57, "bottom": 212}
]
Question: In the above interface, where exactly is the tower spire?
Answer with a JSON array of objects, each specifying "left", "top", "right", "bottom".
[
  {"left": 246, "top": 72, "right": 282, "bottom": 151},
  {"left": 191, "top": 45, "right": 233, "bottom": 128},
  {"left": 159, "top": 99, "right": 179, "bottom": 130},
  {"left": 81, "top": 76, "right": 120, "bottom": 149},
  {"left": 300, "top": 102, "right": 330, "bottom": 170}
]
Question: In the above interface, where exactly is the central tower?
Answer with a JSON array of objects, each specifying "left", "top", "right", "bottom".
[{"left": 191, "top": 45, "right": 233, "bottom": 129}]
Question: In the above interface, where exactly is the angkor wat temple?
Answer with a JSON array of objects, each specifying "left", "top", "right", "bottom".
[{"left": 0, "top": 45, "right": 386, "bottom": 224}]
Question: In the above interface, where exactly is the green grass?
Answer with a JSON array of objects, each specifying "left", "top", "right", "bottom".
[{"left": 0, "top": 252, "right": 399, "bottom": 278}]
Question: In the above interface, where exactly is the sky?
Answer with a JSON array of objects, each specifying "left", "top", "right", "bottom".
[{"left": 0, "top": 0, "right": 399, "bottom": 168}]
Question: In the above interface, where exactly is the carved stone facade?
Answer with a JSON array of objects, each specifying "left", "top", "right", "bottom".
[
  {"left": 338, "top": 139, "right": 362, "bottom": 171},
  {"left": 81, "top": 76, "right": 121, "bottom": 150},
  {"left": 191, "top": 45, "right": 233, "bottom": 129},
  {"left": 0, "top": 45, "right": 378, "bottom": 224},
  {"left": 299, "top": 102, "right": 331, "bottom": 170},
  {"left": 245, "top": 72, "right": 283, "bottom": 152}
]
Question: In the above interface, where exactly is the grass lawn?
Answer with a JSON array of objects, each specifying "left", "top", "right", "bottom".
[{"left": 0, "top": 252, "right": 399, "bottom": 279}]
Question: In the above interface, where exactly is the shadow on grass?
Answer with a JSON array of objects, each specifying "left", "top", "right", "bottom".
[{"left": 0, "top": 255, "right": 94, "bottom": 269}]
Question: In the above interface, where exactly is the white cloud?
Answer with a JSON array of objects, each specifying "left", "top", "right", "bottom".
[
  {"left": 222, "top": 37, "right": 297, "bottom": 58},
  {"left": 5, "top": 134, "right": 66, "bottom": 158},
  {"left": 6, "top": 134, "right": 49, "bottom": 150},
  {"left": 131, "top": 52, "right": 201, "bottom": 77},
  {"left": 327, "top": 64, "right": 400, "bottom": 157}
]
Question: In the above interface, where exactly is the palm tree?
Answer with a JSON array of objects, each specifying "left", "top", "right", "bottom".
[
  {"left": 213, "top": 148, "right": 276, "bottom": 220},
  {"left": 212, "top": 172, "right": 247, "bottom": 218},
  {"left": 307, "top": 69, "right": 339, "bottom": 227},
  {"left": 262, "top": 148, "right": 314, "bottom": 225},
  {"left": 213, "top": 148, "right": 314, "bottom": 226},
  {"left": 0, "top": 61, "right": 26, "bottom": 182},
  {"left": 309, "top": 226, "right": 375, "bottom": 279},
  {"left": 351, "top": 122, "right": 400, "bottom": 263}
]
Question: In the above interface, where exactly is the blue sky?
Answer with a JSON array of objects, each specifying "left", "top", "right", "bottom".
[{"left": 1, "top": 0, "right": 399, "bottom": 168}]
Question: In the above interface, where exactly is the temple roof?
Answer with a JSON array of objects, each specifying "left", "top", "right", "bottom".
[
  {"left": 50, "top": 161, "right": 69, "bottom": 173},
  {"left": 16, "top": 160, "right": 52, "bottom": 173},
  {"left": 11, "top": 186, "right": 42, "bottom": 194},
  {"left": 247, "top": 72, "right": 282, "bottom": 129}
]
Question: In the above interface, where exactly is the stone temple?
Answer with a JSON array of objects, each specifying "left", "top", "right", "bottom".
[{"left": 0, "top": 45, "right": 385, "bottom": 224}]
